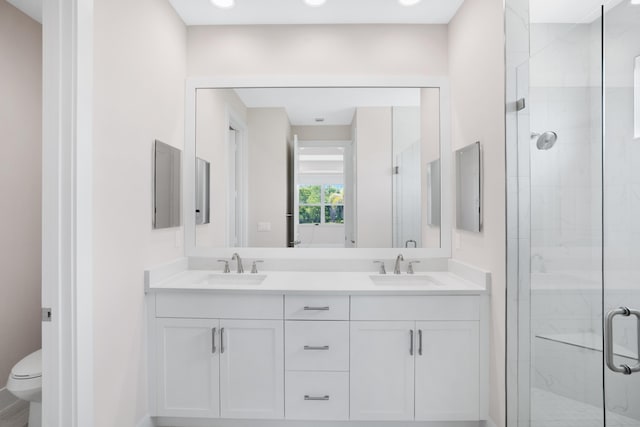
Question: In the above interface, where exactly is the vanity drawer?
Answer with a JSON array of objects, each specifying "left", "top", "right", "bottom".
[
  {"left": 285, "top": 321, "right": 349, "bottom": 371},
  {"left": 285, "top": 295, "right": 349, "bottom": 320},
  {"left": 155, "top": 293, "right": 283, "bottom": 319},
  {"left": 285, "top": 372, "right": 349, "bottom": 420},
  {"left": 351, "top": 295, "right": 480, "bottom": 321}
]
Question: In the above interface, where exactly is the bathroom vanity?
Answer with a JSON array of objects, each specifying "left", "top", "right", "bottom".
[{"left": 145, "top": 260, "right": 490, "bottom": 426}]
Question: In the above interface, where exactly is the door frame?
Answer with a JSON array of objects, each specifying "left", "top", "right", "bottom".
[
  {"left": 42, "top": 0, "right": 94, "bottom": 426},
  {"left": 225, "top": 107, "right": 248, "bottom": 247}
]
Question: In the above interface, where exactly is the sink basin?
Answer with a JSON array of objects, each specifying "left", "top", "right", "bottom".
[
  {"left": 369, "top": 274, "right": 442, "bottom": 286},
  {"left": 202, "top": 274, "right": 267, "bottom": 286}
]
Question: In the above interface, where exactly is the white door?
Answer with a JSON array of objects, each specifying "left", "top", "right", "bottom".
[
  {"left": 292, "top": 135, "right": 300, "bottom": 246},
  {"left": 350, "top": 321, "right": 415, "bottom": 420},
  {"left": 156, "top": 318, "right": 220, "bottom": 418},
  {"left": 414, "top": 321, "right": 479, "bottom": 421},
  {"left": 220, "top": 319, "right": 284, "bottom": 419},
  {"left": 344, "top": 141, "right": 356, "bottom": 248},
  {"left": 228, "top": 128, "right": 238, "bottom": 246}
]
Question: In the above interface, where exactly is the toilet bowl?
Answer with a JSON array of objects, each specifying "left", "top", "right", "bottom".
[{"left": 7, "top": 349, "right": 42, "bottom": 427}]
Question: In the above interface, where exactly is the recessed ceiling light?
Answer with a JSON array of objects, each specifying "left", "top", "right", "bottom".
[
  {"left": 210, "top": 0, "right": 235, "bottom": 9},
  {"left": 398, "top": 0, "right": 421, "bottom": 6},
  {"left": 305, "top": 0, "right": 327, "bottom": 7}
]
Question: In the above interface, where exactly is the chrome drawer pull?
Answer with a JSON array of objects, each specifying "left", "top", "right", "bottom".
[
  {"left": 418, "top": 329, "right": 423, "bottom": 356},
  {"left": 220, "top": 328, "right": 225, "bottom": 354},
  {"left": 303, "top": 306, "right": 330, "bottom": 311},
  {"left": 211, "top": 328, "right": 216, "bottom": 354},
  {"left": 304, "top": 395, "right": 330, "bottom": 401},
  {"left": 304, "top": 345, "right": 330, "bottom": 351}
]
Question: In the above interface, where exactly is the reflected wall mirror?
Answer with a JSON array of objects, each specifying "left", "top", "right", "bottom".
[
  {"left": 153, "top": 140, "right": 181, "bottom": 229},
  {"left": 455, "top": 141, "right": 481, "bottom": 233},
  {"left": 184, "top": 79, "right": 452, "bottom": 256}
]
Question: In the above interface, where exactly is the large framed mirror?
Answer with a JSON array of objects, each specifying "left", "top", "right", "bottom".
[{"left": 184, "top": 78, "right": 451, "bottom": 259}]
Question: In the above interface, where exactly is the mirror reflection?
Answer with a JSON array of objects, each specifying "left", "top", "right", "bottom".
[{"left": 194, "top": 87, "right": 441, "bottom": 248}]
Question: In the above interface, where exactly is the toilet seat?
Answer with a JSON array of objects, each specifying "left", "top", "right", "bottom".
[
  {"left": 10, "top": 349, "right": 42, "bottom": 379},
  {"left": 7, "top": 349, "right": 42, "bottom": 403}
]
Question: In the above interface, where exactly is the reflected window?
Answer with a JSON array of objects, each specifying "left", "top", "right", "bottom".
[{"left": 298, "top": 184, "right": 344, "bottom": 224}]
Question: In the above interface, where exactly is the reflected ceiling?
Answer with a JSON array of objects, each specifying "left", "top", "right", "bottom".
[
  {"left": 233, "top": 87, "right": 420, "bottom": 126},
  {"left": 168, "top": 0, "right": 464, "bottom": 25}
]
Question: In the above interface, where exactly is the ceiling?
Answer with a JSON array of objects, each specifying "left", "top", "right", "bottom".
[
  {"left": 168, "top": 0, "right": 464, "bottom": 26},
  {"left": 530, "top": 0, "right": 626, "bottom": 23},
  {"left": 7, "top": 0, "right": 41, "bottom": 23},
  {"left": 11, "top": 0, "right": 634, "bottom": 31},
  {"left": 233, "top": 87, "right": 421, "bottom": 126}
]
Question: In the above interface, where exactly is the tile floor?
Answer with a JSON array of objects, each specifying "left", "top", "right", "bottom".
[
  {"left": 531, "top": 388, "right": 640, "bottom": 427},
  {"left": 0, "top": 400, "right": 28, "bottom": 427}
]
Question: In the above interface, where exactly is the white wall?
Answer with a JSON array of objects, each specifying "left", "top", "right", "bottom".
[
  {"left": 195, "top": 89, "right": 248, "bottom": 247},
  {"left": 0, "top": 0, "right": 42, "bottom": 390},
  {"left": 92, "top": 0, "right": 186, "bottom": 425},
  {"left": 247, "top": 108, "right": 291, "bottom": 247},
  {"left": 187, "top": 24, "right": 448, "bottom": 77},
  {"left": 447, "top": 0, "right": 506, "bottom": 425},
  {"left": 355, "top": 107, "right": 393, "bottom": 248}
]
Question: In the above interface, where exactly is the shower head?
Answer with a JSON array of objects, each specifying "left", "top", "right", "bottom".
[{"left": 531, "top": 131, "right": 558, "bottom": 150}]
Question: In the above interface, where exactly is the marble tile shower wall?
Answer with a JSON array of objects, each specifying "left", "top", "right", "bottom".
[{"left": 529, "top": 23, "right": 603, "bottom": 340}]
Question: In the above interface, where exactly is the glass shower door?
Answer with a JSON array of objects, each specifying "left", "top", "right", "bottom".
[
  {"left": 527, "top": 9, "right": 605, "bottom": 426},
  {"left": 603, "top": 1, "right": 640, "bottom": 426}
]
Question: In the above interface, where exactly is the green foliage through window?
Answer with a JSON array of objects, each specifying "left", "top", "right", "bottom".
[{"left": 298, "top": 184, "right": 344, "bottom": 224}]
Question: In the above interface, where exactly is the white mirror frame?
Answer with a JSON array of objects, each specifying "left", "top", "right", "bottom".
[{"left": 184, "top": 77, "right": 452, "bottom": 259}]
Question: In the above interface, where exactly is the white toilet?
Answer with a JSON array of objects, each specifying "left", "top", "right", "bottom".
[{"left": 7, "top": 349, "right": 42, "bottom": 427}]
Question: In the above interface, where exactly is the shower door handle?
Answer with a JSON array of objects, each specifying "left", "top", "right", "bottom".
[{"left": 605, "top": 307, "right": 640, "bottom": 375}]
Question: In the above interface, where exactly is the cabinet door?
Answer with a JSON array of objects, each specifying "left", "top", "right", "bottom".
[
  {"left": 350, "top": 321, "right": 415, "bottom": 420},
  {"left": 156, "top": 318, "right": 220, "bottom": 417},
  {"left": 415, "top": 321, "right": 479, "bottom": 420},
  {"left": 219, "top": 319, "right": 284, "bottom": 419}
]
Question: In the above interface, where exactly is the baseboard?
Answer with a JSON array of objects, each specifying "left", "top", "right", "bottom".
[{"left": 137, "top": 414, "right": 155, "bottom": 427}]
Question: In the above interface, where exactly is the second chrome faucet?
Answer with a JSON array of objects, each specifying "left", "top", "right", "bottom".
[{"left": 231, "top": 252, "right": 244, "bottom": 274}]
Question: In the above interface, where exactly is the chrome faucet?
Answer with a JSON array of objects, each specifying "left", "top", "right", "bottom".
[
  {"left": 231, "top": 253, "right": 244, "bottom": 274},
  {"left": 394, "top": 254, "right": 404, "bottom": 275}
]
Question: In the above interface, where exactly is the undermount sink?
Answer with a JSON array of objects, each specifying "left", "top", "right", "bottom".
[
  {"left": 369, "top": 274, "right": 442, "bottom": 286},
  {"left": 202, "top": 273, "right": 267, "bottom": 286}
]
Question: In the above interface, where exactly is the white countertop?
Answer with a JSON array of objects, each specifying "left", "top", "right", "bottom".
[{"left": 146, "top": 269, "right": 488, "bottom": 295}]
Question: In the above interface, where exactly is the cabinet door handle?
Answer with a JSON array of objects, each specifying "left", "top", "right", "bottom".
[
  {"left": 304, "top": 395, "right": 330, "bottom": 401},
  {"left": 220, "top": 328, "right": 225, "bottom": 354},
  {"left": 304, "top": 345, "right": 330, "bottom": 351},
  {"left": 211, "top": 328, "right": 216, "bottom": 354},
  {"left": 303, "top": 306, "right": 330, "bottom": 311},
  {"left": 409, "top": 329, "right": 414, "bottom": 356},
  {"left": 418, "top": 329, "right": 423, "bottom": 356}
]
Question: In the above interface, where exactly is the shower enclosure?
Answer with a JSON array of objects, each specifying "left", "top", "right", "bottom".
[{"left": 508, "top": 0, "right": 640, "bottom": 426}]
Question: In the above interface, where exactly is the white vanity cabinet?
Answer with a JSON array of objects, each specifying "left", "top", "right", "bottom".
[
  {"left": 147, "top": 286, "right": 488, "bottom": 425},
  {"left": 350, "top": 296, "right": 481, "bottom": 422},
  {"left": 155, "top": 318, "right": 220, "bottom": 418},
  {"left": 219, "top": 319, "right": 284, "bottom": 419},
  {"left": 414, "top": 321, "right": 479, "bottom": 421},
  {"left": 284, "top": 295, "right": 350, "bottom": 421},
  {"left": 350, "top": 321, "right": 416, "bottom": 420},
  {"left": 151, "top": 293, "right": 284, "bottom": 419}
]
